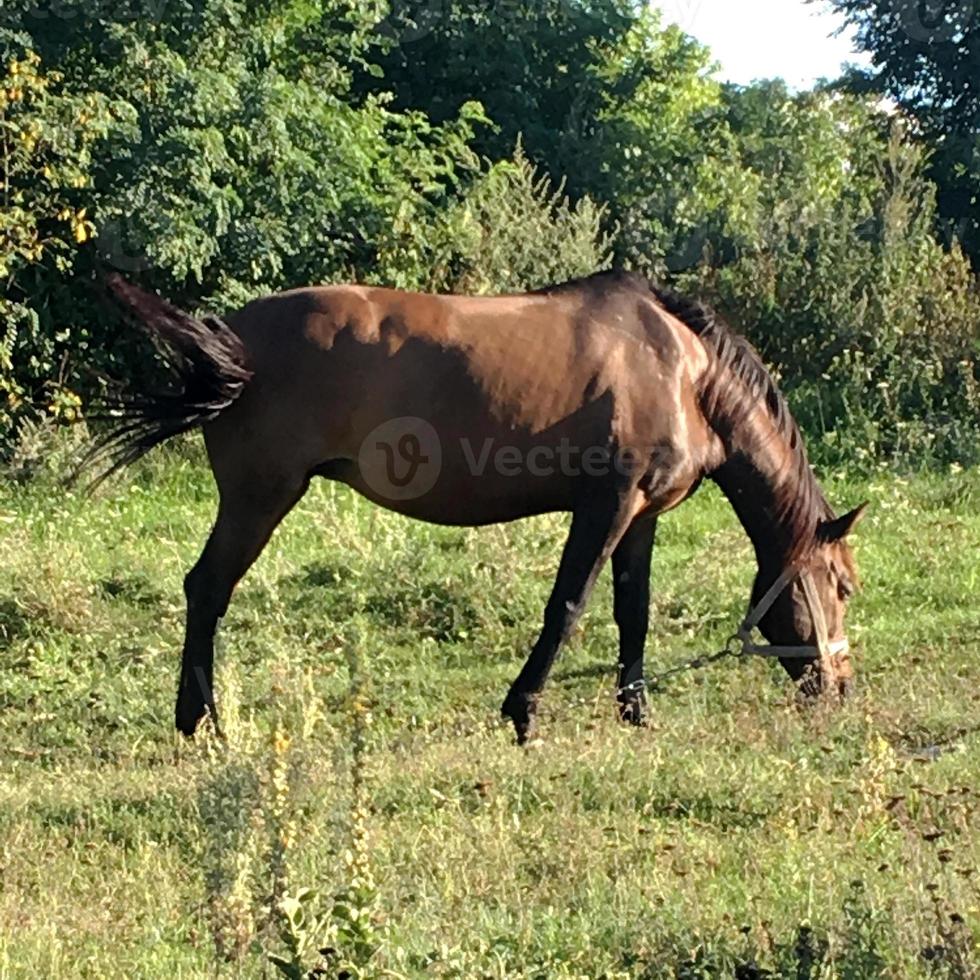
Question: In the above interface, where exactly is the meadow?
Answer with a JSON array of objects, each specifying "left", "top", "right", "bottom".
[{"left": 0, "top": 446, "right": 977, "bottom": 978}]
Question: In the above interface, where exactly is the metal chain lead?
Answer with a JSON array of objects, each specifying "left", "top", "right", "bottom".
[
  {"left": 620, "top": 562, "right": 852, "bottom": 698},
  {"left": 645, "top": 635, "right": 745, "bottom": 693},
  {"left": 638, "top": 563, "right": 851, "bottom": 697}
]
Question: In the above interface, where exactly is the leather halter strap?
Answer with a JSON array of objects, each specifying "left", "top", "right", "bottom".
[{"left": 736, "top": 564, "right": 850, "bottom": 661}]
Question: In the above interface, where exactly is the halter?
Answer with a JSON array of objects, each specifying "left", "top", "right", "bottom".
[
  {"left": 736, "top": 563, "right": 850, "bottom": 662},
  {"left": 617, "top": 561, "right": 851, "bottom": 702}
]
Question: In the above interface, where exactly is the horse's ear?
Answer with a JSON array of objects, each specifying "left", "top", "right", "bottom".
[{"left": 818, "top": 502, "right": 869, "bottom": 543}]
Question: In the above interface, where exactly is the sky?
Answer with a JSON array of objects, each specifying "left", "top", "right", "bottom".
[{"left": 655, "top": 0, "right": 872, "bottom": 89}]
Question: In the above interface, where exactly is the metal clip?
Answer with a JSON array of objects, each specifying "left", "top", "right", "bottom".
[{"left": 725, "top": 633, "right": 746, "bottom": 658}]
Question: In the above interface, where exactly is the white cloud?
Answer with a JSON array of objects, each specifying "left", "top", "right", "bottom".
[{"left": 654, "top": 0, "right": 871, "bottom": 89}]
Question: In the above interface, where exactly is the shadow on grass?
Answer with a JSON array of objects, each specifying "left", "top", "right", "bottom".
[
  {"left": 98, "top": 574, "right": 166, "bottom": 607},
  {"left": 279, "top": 561, "right": 485, "bottom": 644},
  {"left": 0, "top": 596, "right": 31, "bottom": 649},
  {"left": 643, "top": 790, "right": 772, "bottom": 829},
  {"left": 35, "top": 791, "right": 190, "bottom": 851}
]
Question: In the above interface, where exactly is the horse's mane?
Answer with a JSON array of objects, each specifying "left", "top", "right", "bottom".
[{"left": 537, "top": 270, "right": 835, "bottom": 553}]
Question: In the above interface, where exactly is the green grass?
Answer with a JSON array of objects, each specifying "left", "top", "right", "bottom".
[{"left": 0, "top": 446, "right": 978, "bottom": 978}]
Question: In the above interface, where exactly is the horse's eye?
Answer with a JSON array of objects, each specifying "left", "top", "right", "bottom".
[{"left": 838, "top": 577, "right": 854, "bottom": 601}]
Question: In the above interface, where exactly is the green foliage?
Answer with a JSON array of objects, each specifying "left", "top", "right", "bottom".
[
  {"left": 359, "top": 0, "right": 640, "bottom": 163},
  {"left": 0, "top": 1, "right": 486, "bottom": 441},
  {"left": 584, "top": 11, "right": 727, "bottom": 269},
  {"left": 825, "top": 0, "right": 980, "bottom": 265},
  {"left": 836, "top": 881, "right": 890, "bottom": 978},
  {"left": 192, "top": 630, "right": 388, "bottom": 979},
  {"left": 361, "top": 2, "right": 724, "bottom": 269},
  {"left": 268, "top": 888, "right": 331, "bottom": 979},
  {"left": 271, "top": 640, "right": 388, "bottom": 980},
  {"left": 440, "top": 146, "right": 614, "bottom": 294},
  {"left": 0, "top": 33, "right": 113, "bottom": 437},
  {"left": 679, "top": 85, "right": 980, "bottom": 467}
]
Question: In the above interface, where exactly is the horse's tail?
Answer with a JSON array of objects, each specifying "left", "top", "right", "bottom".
[{"left": 80, "top": 274, "right": 253, "bottom": 487}]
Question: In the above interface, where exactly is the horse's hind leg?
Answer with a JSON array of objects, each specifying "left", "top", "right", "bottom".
[
  {"left": 176, "top": 474, "right": 307, "bottom": 736},
  {"left": 501, "top": 485, "right": 639, "bottom": 744},
  {"left": 613, "top": 513, "right": 656, "bottom": 726}
]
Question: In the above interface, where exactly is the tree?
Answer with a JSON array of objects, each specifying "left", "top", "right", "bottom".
[
  {"left": 821, "top": 0, "right": 980, "bottom": 263},
  {"left": 0, "top": 30, "right": 114, "bottom": 436},
  {"left": 681, "top": 81, "right": 980, "bottom": 465},
  {"left": 357, "top": 0, "right": 639, "bottom": 168},
  {"left": 357, "top": 1, "right": 727, "bottom": 270},
  {"left": 0, "top": 1, "right": 486, "bottom": 445}
]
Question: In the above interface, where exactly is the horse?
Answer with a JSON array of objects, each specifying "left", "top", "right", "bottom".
[{"left": 89, "top": 270, "right": 866, "bottom": 744}]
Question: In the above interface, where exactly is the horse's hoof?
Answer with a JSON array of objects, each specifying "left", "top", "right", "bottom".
[
  {"left": 176, "top": 706, "right": 224, "bottom": 740},
  {"left": 793, "top": 663, "right": 828, "bottom": 705},
  {"left": 617, "top": 698, "right": 648, "bottom": 728},
  {"left": 175, "top": 701, "right": 206, "bottom": 738},
  {"left": 513, "top": 718, "right": 538, "bottom": 746},
  {"left": 175, "top": 716, "right": 200, "bottom": 738},
  {"left": 501, "top": 690, "right": 538, "bottom": 746}
]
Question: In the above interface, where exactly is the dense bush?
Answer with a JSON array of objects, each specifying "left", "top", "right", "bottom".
[
  {"left": 676, "top": 85, "right": 980, "bottom": 467},
  {"left": 0, "top": 1, "right": 487, "bottom": 445},
  {"left": 1, "top": 1, "right": 978, "bottom": 470},
  {"left": 438, "top": 147, "right": 614, "bottom": 295},
  {"left": 824, "top": 0, "right": 980, "bottom": 269},
  {"left": 0, "top": 32, "right": 113, "bottom": 434}
]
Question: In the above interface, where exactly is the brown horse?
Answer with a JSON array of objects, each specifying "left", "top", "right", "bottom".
[{"left": 92, "top": 270, "right": 865, "bottom": 744}]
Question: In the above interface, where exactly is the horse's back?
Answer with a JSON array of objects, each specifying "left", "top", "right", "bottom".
[{"left": 204, "top": 277, "right": 718, "bottom": 523}]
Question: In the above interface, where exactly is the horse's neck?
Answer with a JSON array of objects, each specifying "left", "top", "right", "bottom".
[{"left": 709, "top": 434, "right": 812, "bottom": 573}]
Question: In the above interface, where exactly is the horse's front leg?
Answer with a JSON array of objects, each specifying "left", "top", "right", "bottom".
[
  {"left": 612, "top": 513, "right": 657, "bottom": 726},
  {"left": 502, "top": 484, "right": 639, "bottom": 744}
]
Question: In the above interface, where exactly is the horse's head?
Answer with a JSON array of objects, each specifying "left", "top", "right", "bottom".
[{"left": 752, "top": 503, "right": 867, "bottom": 699}]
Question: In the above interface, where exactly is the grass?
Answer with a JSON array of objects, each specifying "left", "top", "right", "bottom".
[{"left": 0, "top": 442, "right": 978, "bottom": 978}]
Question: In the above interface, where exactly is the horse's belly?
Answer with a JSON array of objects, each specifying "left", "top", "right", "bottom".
[{"left": 342, "top": 444, "right": 577, "bottom": 527}]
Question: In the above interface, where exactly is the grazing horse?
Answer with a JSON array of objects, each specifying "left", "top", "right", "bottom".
[{"left": 92, "top": 270, "right": 865, "bottom": 744}]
